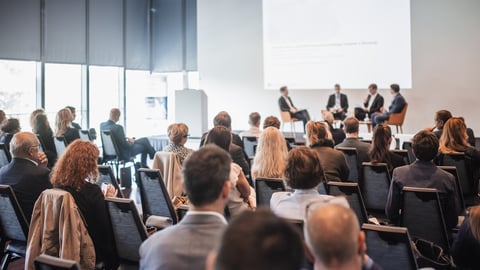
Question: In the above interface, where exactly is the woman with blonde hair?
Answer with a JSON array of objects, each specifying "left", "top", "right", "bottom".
[
  {"left": 306, "top": 121, "right": 349, "bottom": 182},
  {"left": 164, "top": 123, "right": 193, "bottom": 164},
  {"left": 251, "top": 127, "right": 288, "bottom": 179},
  {"left": 50, "top": 140, "right": 118, "bottom": 269},
  {"left": 55, "top": 108, "right": 79, "bottom": 144}
]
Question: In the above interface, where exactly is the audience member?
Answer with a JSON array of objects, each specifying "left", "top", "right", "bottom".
[
  {"left": 0, "top": 118, "right": 21, "bottom": 148},
  {"left": 278, "top": 85, "right": 310, "bottom": 128},
  {"left": 140, "top": 145, "right": 231, "bottom": 270},
  {"left": 386, "top": 130, "right": 458, "bottom": 229},
  {"left": 251, "top": 127, "right": 288, "bottom": 180},
  {"left": 322, "top": 110, "right": 346, "bottom": 145},
  {"left": 369, "top": 125, "right": 406, "bottom": 174},
  {"left": 33, "top": 114, "right": 57, "bottom": 167},
  {"left": 205, "top": 126, "right": 255, "bottom": 217},
  {"left": 307, "top": 121, "right": 349, "bottom": 182},
  {"left": 451, "top": 205, "right": 480, "bottom": 269},
  {"left": 336, "top": 117, "right": 371, "bottom": 166},
  {"left": 29, "top": 108, "right": 45, "bottom": 130},
  {"left": 371, "top": 83, "right": 406, "bottom": 127},
  {"left": 50, "top": 140, "right": 118, "bottom": 269},
  {"left": 0, "top": 132, "right": 51, "bottom": 222},
  {"left": 354, "top": 83, "right": 384, "bottom": 120},
  {"left": 428, "top": 110, "right": 476, "bottom": 147},
  {"left": 239, "top": 112, "right": 262, "bottom": 138},
  {"left": 65, "top": 105, "right": 82, "bottom": 129},
  {"left": 208, "top": 209, "right": 304, "bottom": 270},
  {"left": 55, "top": 108, "right": 80, "bottom": 144},
  {"left": 263, "top": 115, "right": 281, "bottom": 129},
  {"left": 326, "top": 84, "right": 349, "bottom": 120},
  {"left": 164, "top": 123, "right": 193, "bottom": 164},
  {"left": 271, "top": 147, "right": 348, "bottom": 220},
  {"left": 100, "top": 108, "right": 156, "bottom": 167}
]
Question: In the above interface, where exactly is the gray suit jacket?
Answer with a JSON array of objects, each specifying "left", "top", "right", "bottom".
[
  {"left": 336, "top": 138, "right": 371, "bottom": 165},
  {"left": 139, "top": 213, "right": 227, "bottom": 270}
]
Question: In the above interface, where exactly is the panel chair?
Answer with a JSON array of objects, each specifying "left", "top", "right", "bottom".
[
  {"left": 280, "top": 111, "right": 302, "bottom": 136},
  {"left": 34, "top": 254, "right": 80, "bottom": 270},
  {"left": 105, "top": 197, "right": 148, "bottom": 267},
  {"left": 362, "top": 224, "right": 418, "bottom": 270},
  {"left": 255, "top": 178, "right": 286, "bottom": 206},
  {"left": 400, "top": 187, "right": 450, "bottom": 251},
  {"left": 242, "top": 136, "right": 258, "bottom": 158},
  {"left": 136, "top": 168, "right": 178, "bottom": 226},
  {"left": 360, "top": 162, "right": 391, "bottom": 219},
  {"left": 438, "top": 166, "right": 466, "bottom": 215},
  {"left": 327, "top": 181, "right": 369, "bottom": 225},
  {"left": 100, "top": 130, "right": 135, "bottom": 181},
  {"left": 53, "top": 136, "right": 67, "bottom": 158},
  {"left": 391, "top": 149, "right": 411, "bottom": 164},
  {"left": 0, "top": 143, "right": 11, "bottom": 168},
  {"left": 0, "top": 185, "right": 29, "bottom": 270},
  {"left": 336, "top": 147, "right": 360, "bottom": 182},
  {"left": 97, "top": 165, "right": 124, "bottom": 198},
  {"left": 78, "top": 130, "right": 91, "bottom": 141},
  {"left": 385, "top": 103, "right": 408, "bottom": 134}
]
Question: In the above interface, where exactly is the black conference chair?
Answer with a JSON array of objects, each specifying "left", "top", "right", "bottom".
[
  {"left": 100, "top": 130, "right": 135, "bottom": 180},
  {"left": 438, "top": 165, "right": 466, "bottom": 215},
  {"left": 360, "top": 162, "right": 391, "bottom": 219},
  {"left": 97, "top": 165, "right": 124, "bottom": 198},
  {"left": 34, "top": 254, "right": 80, "bottom": 270},
  {"left": 255, "top": 178, "right": 286, "bottom": 206},
  {"left": 327, "top": 181, "right": 369, "bottom": 225},
  {"left": 336, "top": 147, "right": 359, "bottom": 182},
  {"left": 0, "top": 143, "right": 11, "bottom": 168},
  {"left": 402, "top": 141, "right": 416, "bottom": 165},
  {"left": 391, "top": 149, "right": 411, "bottom": 164},
  {"left": 242, "top": 136, "right": 258, "bottom": 158},
  {"left": 362, "top": 224, "right": 418, "bottom": 270},
  {"left": 0, "top": 185, "right": 29, "bottom": 270},
  {"left": 53, "top": 136, "right": 67, "bottom": 157}
]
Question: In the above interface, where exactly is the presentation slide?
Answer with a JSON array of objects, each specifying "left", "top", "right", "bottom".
[{"left": 263, "top": 0, "right": 412, "bottom": 90}]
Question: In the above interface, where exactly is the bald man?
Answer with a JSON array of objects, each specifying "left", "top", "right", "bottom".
[{"left": 0, "top": 132, "right": 51, "bottom": 222}]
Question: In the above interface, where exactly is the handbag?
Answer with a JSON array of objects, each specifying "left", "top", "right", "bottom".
[{"left": 412, "top": 238, "right": 454, "bottom": 269}]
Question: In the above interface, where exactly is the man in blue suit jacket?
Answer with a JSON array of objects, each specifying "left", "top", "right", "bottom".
[{"left": 371, "top": 84, "right": 406, "bottom": 127}]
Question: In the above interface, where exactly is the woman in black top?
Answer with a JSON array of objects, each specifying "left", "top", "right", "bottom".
[
  {"left": 369, "top": 125, "right": 406, "bottom": 174},
  {"left": 50, "top": 140, "right": 118, "bottom": 269},
  {"left": 33, "top": 114, "right": 57, "bottom": 168},
  {"left": 451, "top": 206, "right": 480, "bottom": 269},
  {"left": 55, "top": 108, "right": 80, "bottom": 144}
]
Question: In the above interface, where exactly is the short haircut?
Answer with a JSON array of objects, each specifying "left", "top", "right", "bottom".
[
  {"left": 213, "top": 111, "right": 232, "bottom": 129},
  {"left": 263, "top": 116, "right": 281, "bottom": 129},
  {"left": 343, "top": 117, "right": 359, "bottom": 134},
  {"left": 183, "top": 145, "right": 231, "bottom": 206},
  {"left": 280, "top": 86, "right": 288, "bottom": 93},
  {"left": 435, "top": 110, "right": 452, "bottom": 124},
  {"left": 412, "top": 130, "right": 439, "bottom": 161},
  {"left": 1, "top": 118, "right": 20, "bottom": 133},
  {"left": 205, "top": 126, "right": 231, "bottom": 152},
  {"left": 390, "top": 83, "right": 400, "bottom": 93},
  {"left": 10, "top": 132, "right": 38, "bottom": 157},
  {"left": 334, "top": 84, "right": 341, "bottom": 89},
  {"left": 167, "top": 123, "right": 189, "bottom": 145},
  {"left": 368, "top": 83, "right": 377, "bottom": 90},
  {"left": 248, "top": 112, "right": 261, "bottom": 126},
  {"left": 214, "top": 209, "right": 304, "bottom": 270},
  {"left": 286, "top": 147, "right": 324, "bottom": 189}
]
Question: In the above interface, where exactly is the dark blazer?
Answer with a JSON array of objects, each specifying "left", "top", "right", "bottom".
[
  {"left": 451, "top": 216, "right": 480, "bottom": 269},
  {"left": 37, "top": 129, "right": 57, "bottom": 168},
  {"left": 387, "top": 93, "right": 406, "bottom": 115},
  {"left": 363, "top": 94, "right": 384, "bottom": 116},
  {"left": 100, "top": 120, "right": 132, "bottom": 161},
  {"left": 326, "top": 93, "right": 349, "bottom": 112},
  {"left": 62, "top": 127, "right": 80, "bottom": 145},
  {"left": 0, "top": 158, "right": 51, "bottom": 222},
  {"left": 278, "top": 96, "right": 296, "bottom": 112}
]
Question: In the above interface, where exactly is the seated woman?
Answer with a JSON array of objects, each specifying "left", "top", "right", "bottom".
[
  {"left": 322, "top": 110, "right": 345, "bottom": 146},
  {"left": 55, "top": 108, "right": 79, "bottom": 144},
  {"left": 33, "top": 114, "right": 57, "bottom": 168},
  {"left": 251, "top": 127, "right": 288, "bottom": 180},
  {"left": 306, "top": 121, "right": 349, "bottom": 182},
  {"left": 369, "top": 125, "right": 406, "bottom": 174},
  {"left": 270, "top": 147, "right": 348, "bottom": 220},
  {"left": 0, "top": 118, "right": 21, "bottom": 150},
  {"left": 451, "top": 206, "right": 480, "bottom": 269},
  {"left": 163, "top": 123, "right": 194, "bottom": 164},
  {"left": 50, "top": 140, "right": 118, "bottom": 269},
  {"left": 205, "top": 126, "right": 255, "bottom": 217}
]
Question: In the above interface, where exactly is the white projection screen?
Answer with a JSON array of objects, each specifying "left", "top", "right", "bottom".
[{"left": 263, "top": 0, "right": 412, "bottom": 90}]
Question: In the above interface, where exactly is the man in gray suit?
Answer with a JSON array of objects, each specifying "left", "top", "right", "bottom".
[
  {"left": 139, "top": 145, "right": 231, "bottom": 270},
  {"left": 336, "top": 117, "right": 371, "bottom": 174}
]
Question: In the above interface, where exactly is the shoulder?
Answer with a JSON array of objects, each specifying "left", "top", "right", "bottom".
[{"left": 271, "top": 191, "right": 292, "bottom": 204}]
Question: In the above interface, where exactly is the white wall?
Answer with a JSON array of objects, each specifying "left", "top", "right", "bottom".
[{"left": 197, "top": 0, "right": 480, "bottom": 134}]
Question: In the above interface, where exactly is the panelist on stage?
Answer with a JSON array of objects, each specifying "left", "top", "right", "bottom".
[
  {"left": 354, "top": 83, "right": 384, "bottom": 120},
  {"left": 278, "top": 86, "right": 310, "bottom": 128},
  {"left": 326, "top": 84, "right": 349, "bottom": 120},
  {"left": 371, "top": 84, "right": 406, "bottom": 128}
]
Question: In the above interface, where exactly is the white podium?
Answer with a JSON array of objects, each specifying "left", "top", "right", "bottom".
[{"left": 175, "top": 89, "right": 208, "bottom": 138}]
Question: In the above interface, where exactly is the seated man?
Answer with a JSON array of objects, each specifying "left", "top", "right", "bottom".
[
  {"left": 239, "top": 112, "right": 262, "bottom": 138},
  {"left": 326, "top": 84, "right": 349, "bottom": 120},
  {"left": 139, "top": 145, "right": 231, "bottom": 270},
  {"left": 371, "top": 84, "right": 406, "bottom": 127},
  {"left": 336, "top": 117, "right": 371, "bottom": 165},
  {"left": 428, "top": 110, "right": 476, "bottom": 147},
  {"left": 278, "top": 85, "right": 310, "bottom": 128},
  {"left": 100, "top": 108, "right": 155, "bottom": 167},
  {"left": 207, "top": 209, "right": 304, "bottom": 270},
  {"left": 0, "top": 132, "right": 51, "bottom": 222},
  {"left": 354, "top": 83, "right": 384, "bottom": 120}
]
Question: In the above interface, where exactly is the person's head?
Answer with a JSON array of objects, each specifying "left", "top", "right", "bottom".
[
  {"left": 343, "top": 117, "right": 360, "bottom": 135},
  {"left": 390, "top": 83, "right": 400, "bottom": 95},
  {"left": 412, "top": 130, "right": 439, "bottom": 161},
  {"left": 55, "top": 108, "right": 73, "bottom": 136},
  {"left": 210, "top": 209, "right": 304, "bottom": 270},
  {"left": 167, "top": 123, "right": 189, "bottom": 146},
  {"left": 334, "top": 84, "right": 341, "bottom": 93},
  {"left": 248, "top": 112, "right": 261, "bottom": 128},
  {"left": 469, "top": 206, "right": 480, "bottom": 241},
  {"left": 32, "top": 114, "right": 51, "bottom": 134},
  {"left": 213, "top": 111, "right": 232, "bottom": 130},
  {"left": 252, "top": 127, "right": 288, "bottom": 179},
  {"left": 322, "top": 110, "right": 334, "bottom": 125},
  {"left": 263, "top": 116, "right": 281, "bottom": 129},
  {"left": 368, "top": 83, "right": 378, "bottom": 95},
  {"left": 50, "top": 140, "right": 100, "bottom": 191},
  {"left": 286, "top": 147, "right": 324, "bottom": 189},
  {"left": 65, "top": 106, "right": 76, "bottom": 120},
  {"left": 183, "top": 145, "right": 231, "bottom": 208},
  {"left": 305, "top": 204, "right": 365, "bottom": 270},
  {"left": 439, "top": 117, "right": 469, "bottom": 153},
  {"left": 369, "top": 125, "right": 393, "bottom": 167},
  {"left": 434, "top": 110, "right": 452, "bottom": 130},
  {"left": 1, "top": 118, "right": 20, "bottom": 134},
  {"left": 306, "top": 121, "right": 332, "bottom": 147},
  {"left": 205, "top": 126, "right": 231, "bottom": 152},
  {"left": 29, "top": 108, "right": 45, "bottom": 129},
  {"left": 9, "top": 131, "right": 40, "bottom": 160},
  {"left": 109, "top": 108, "right": 121, "bottom": 122},
  {"left": 280, "top": 86, "right": 289, "bottom": 96}
]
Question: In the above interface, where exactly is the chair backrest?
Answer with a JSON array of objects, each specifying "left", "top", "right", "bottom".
[
  {"left": 387, "top": 103, "right": 408, "bottom": 125},
  {"left": 440, "top": 152, "right": 476, "bottom": 197},
  {"left": 78, "top": 130, "right": 91, "bottom": 141},
  {"left": 100, "top": 130, "right": 119, "bottom": 161},
  {"left": 280, "top": 111, "right": 293, "bottom": 122},
  {"left": 391, "top": 149, "right": 411, "bottom": 164},
  {"left": 136, "top": 168, "right": 178, "bottom": 224},
  {"left": 360, "top": 162, "right": 391, "bottom": 213},
  {"left": 34, "top": 254, "right": 80, "bottom": 270},
  {"left": 400, "top": 187, "right": 450, "bottom": 250},
  {"left": 255, "top": 178, "right": 286, "bottom": 206},
  {"left": 362, "top": 224, "right": 418, "bottom": 270},
  {"left": 0, "top": 143, "right": 11, "bottom": 167},
  {"left": 327, "top": 181, "right": 369, "bottom": 225},
  {"left": 104, "top": 197, "right": 148, "bottom": 264},
  {"left": 401, "top": 141, "right": 416, "bottom": 164},
  {"left": 0, "top": 184, "right": 29, "bottom": 243},
  {"left": 438, "top": 165, "right": 466, "bottom": 214},
  {"left": 97, "top": 165, "right": 124, "bottom": 198},
  {"left": 336, "top": 147, "right": 359, "bottom": 182},
  {"left": 53, "top": 136, "right": 67, "bottom": 157},
  {"left": 242, "top": 136, "right": 258, "bottom": 158}
]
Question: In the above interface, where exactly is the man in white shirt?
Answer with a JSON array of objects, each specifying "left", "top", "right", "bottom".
[
  {"left": 239, "top": 112, "right": 262, "bottom": 138},
  {"left": 326, "top": 84, "right": 349, "bottom": 120},
  {"left": 354, "top": 83, "right": 384, "bottom": 120},
  {"left": 278, "top": 86, "right": 310, "bottom": 128}
]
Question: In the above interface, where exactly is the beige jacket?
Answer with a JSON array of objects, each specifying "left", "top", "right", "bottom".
[{"left": 152, "top": 151, "right": 184, "bottom": 199}]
